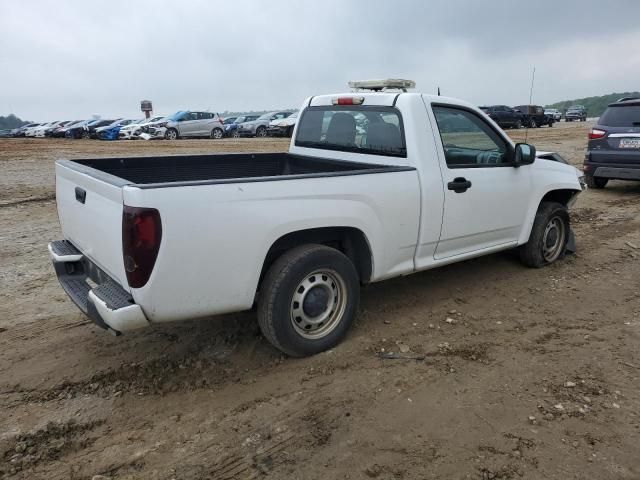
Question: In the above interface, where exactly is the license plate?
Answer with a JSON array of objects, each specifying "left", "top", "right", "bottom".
[{"left": 620, "top": 138, "right": 640, "bottom": 149}]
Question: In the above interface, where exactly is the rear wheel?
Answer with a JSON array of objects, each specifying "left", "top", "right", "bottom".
[
  {"left": 210, "top": 128, "right": 223, "bottom": 140},
  {"left": 165, "top": 128, "right": 178, "bottom": 140},
  {"left": 231, "top": 130, "right": 240, "bottom": 138},
  {"left": 519, "top": 202, "right": 570, "bottom": 268},
  {"left": 81, "top": 130, "right": 90, "bottom": 139},
  {"left": 529, "top": 119, "right": 537, "bottom": 128},
  {"left": 514, "top": 120, "right": 522, "bottom": 129},
  {"left": 256, "top": 126, "right": 267, "bottom": 138},
  {"left": 258, "top": 244, "right": 360, "bottom": 357},
  {"left": 585, "top": 174, "right": 608, "bottom": 189}
]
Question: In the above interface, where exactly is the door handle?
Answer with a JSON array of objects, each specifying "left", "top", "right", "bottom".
[{"left": 447, "top": 177, "right": 472, "bottom": 193}]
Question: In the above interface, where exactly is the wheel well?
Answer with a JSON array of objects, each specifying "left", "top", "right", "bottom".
[
  {"left": 540, "top": 189, "right": 579, "bottom": 207},
  {"left": 259, "top": 227, "right": 373, "bottom": 286}
]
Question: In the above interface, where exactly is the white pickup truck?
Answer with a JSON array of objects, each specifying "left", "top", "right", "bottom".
[{"left": 49, "top": 80, "right": 585, "bottom": 357}]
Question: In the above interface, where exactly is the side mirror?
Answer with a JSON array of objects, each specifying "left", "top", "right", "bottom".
[{"left": 514, "top": 143, "right": 536, "bottom": 167}]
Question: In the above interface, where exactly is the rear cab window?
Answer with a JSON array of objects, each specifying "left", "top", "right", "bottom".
[{"left": 295, "top": 106, "right": 406, "bottom": 157}]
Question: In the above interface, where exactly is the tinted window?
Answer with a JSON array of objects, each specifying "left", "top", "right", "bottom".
[
  {"left": 296, "top": 106, "right": 406, "bottom": 157},
  {"left": 432, "top": 106, "right": 509, "bottom": 167},
  {"left": 599, "top": 106, "right": 640, "bottom": 127}
]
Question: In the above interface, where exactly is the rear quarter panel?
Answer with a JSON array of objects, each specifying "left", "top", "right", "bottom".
[{"left": 123, "top": 171, "right": 420, "bottom": 322}]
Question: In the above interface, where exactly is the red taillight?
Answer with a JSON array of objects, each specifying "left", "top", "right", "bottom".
[
  {"left": 332, "top": 96, "right": 364, "bottom": 106},
  {"left": 588, "top": 128, "right": 606, "bottom": 140},
  {"left": 122, "top": 206, "right": 162, "bottom": 288}
]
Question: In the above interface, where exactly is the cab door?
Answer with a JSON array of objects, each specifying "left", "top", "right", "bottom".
[{"left": 430, "top": 105, "right": 533, "bottom": 259}]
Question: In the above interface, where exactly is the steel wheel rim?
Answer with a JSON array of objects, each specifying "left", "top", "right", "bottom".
[
  {"left": 542, "top": 216, "right": 566, "bottom": 262},
  {"left": 290, "top": 269, "right": 347, "bottom": 339}
]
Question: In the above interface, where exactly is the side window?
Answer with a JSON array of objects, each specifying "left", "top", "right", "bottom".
[{"left": 432, "top": 106, "right": 510, "bottom": 167}]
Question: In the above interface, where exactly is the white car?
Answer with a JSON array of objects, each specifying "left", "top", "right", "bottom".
[
  {"left": 24, "top": 122, "right": 51, "bottom": 137},
  {"left": 268, "top": 111, "right": 299, "bottom": 137},
  {"left": 48, "top": 79, "right": 584, "bottom": 357},
  {"left": 544, "top": 108, "right": 562, "bottom": 121},
  {"left": 118, "top": 116, "right": 164, "bottom": 139}
]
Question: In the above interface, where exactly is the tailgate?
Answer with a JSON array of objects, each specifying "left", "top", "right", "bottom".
[{"left": 55, "top": 161, "right": 129, "bottom": 290}]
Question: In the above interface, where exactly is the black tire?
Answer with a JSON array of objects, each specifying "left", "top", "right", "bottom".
[
  {"left": 515, "top": 120, "right": 522, "bottom": 129},
  {"left": 529, "top": 119, "right": 537, "bottom": 128},
  {"left": 256, "top": 126, "right": 267, "bottom": 138},
  {"left": 519, "top": 202, "right": 570, "bottom": 268},
  {"left": 210, "top": 128, "right": 223, "bottom": 140},
  {"left": 548, "top": 121, "right": 554, "bottom": 127},
  {"left": 257, "top": 244, "right": 360, "bottom": 357},
  {"left": 231, "top": 130, "right": 240, "bottom": 138},
  {"left": 585, "top": 174, "right": 608, "bottom": 189},
  {"left": 81, "top": 130, "right": 90, "bottom": 139},
  {"left": 165, "top": 128, "right": 179, "bottom": 140}
]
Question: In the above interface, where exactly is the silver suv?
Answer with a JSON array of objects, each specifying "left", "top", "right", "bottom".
[
  {"left": 236, "top": 111, "right": 292, "bottom": 137},
  {"left": 162, "top": 111, "right": 225, "bottom": 140}
]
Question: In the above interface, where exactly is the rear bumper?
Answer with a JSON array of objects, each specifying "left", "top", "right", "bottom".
[
  {"left": 48, "top": 240, "right": 150, "bottom": 334},
  {"left": 584, "top": 160, "right": 640, "bottom": 180}
]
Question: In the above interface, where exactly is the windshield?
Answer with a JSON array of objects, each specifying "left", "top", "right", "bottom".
[
  {"left": 296, "top": 106, "right": 406, "bottom": 157},
  {"left": 257, "top": 112, "right": 274, "bottom": 121},
  {"left": 223, "top": 117, "right": 236, "bottom": 125},
  {"left": 288, "top": 111, "right": 299, "bottom": 119},
  {"left": 166, "top": 111, "right": 186, "bottom": 121}
]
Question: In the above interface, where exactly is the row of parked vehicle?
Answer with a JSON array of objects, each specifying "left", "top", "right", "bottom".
[
  {"left": 4, "top": 110, "right": 300, "bottom": 140},
  {"left": 478, "top": 104, "right": 588, "bottom": 129}
]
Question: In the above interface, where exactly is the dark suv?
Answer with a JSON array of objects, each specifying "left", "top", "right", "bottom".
[
  {"left": 583, "top": 98, "right": 640, "bottom": 188},
  {"left": 565, "top": 105, "right": 587, "bottom": 122},
  {"left": 513, "top": 105, "right": 554, "bottom": 128},
  {"left": 479, "top": 105, "right": 524, "bottom": 129}
]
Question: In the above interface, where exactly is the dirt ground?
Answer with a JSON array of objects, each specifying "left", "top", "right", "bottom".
[{"left": 1, "top": 123, "right": 639, "bottom": 480}]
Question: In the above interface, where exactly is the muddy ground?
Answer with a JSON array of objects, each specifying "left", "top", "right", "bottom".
[{"left": 0, "top": 123, "right": 639, "bottom": 480}]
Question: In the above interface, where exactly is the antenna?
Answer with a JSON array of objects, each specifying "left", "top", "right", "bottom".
[
  {"left": 437, "top": 86, "right": 441, "bottom": 96},
  {"left": 524, "top": 66, "right": 535, "bottom": 143}
]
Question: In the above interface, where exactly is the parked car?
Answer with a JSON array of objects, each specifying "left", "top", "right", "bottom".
[
  {"left": 544, "top": 108, "right": 562, "bottom": 121},
  {"left": 82, "top": 119, "right": 119, "bottom": 139},
  {"left": 119, "top": 116, "right": 164, "bottom": 140},
  {"left": 157, "top": 111, "right": 225, "bottom": 140},
  {"left": 52, "top": 120, "right": 84, "bottom": 138},
  {"left": 268, "top": 111, "right": 299, "bottom": 137},
  {"left": 44, "top": 121, "right": 73, "bottom": 137},
  {"left": 48, "top": 79, "right": 583, "bottom": 357},
  {"left": 32, "top": 121, "right": 65, "bottom": 137},
  {"left": 224, "top": 115, "right": 259, "bottom": 138},
  {"left": 25, "top": 122, "right": 53, "bottom": 137},
  {"left": 479, "top": 105, "right": 524, "bottom": 129},
  {"left": 583, "top": 98, "right": 640, "bottom": 189},
  {"left": 96, "top": 119, "right": 137, "bottom": 140},
  {"left": 64, "top": 119, "right": 105, "bottom": 139},
  {"left": 236, "top": 111, "right": 292, "bottom": 137},
  {"left": 514, "top": 105, "right": 554, "bottom": 128},
  {"left": 0, "top": 129, "right": 12, "bottom": 138},
  {"left": 565, "top": 105, "right": 587, "bottom": 122}
]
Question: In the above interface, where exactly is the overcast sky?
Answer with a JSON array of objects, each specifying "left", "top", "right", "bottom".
[{"left": 2, "top": 0, "right": 639, "bottom": 121}]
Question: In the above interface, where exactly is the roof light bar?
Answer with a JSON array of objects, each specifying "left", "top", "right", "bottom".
[
  {"left": 332, "top": 96, "right": 365, "bottom": 106},
  {"left": 348, "top": 79, "right": 416, "bottom": 92}
]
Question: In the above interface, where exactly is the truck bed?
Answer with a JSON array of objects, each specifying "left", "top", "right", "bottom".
[{"left": 60, "top": 153, "right": 413, "bottom": 188}]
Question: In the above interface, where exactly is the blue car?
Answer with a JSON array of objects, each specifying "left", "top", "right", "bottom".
[
  {"left": 97, "top": 119, "right": 138, "bottom": 140},
  {"left": 224, "top": 114, "right": 259, "bottom": 138}
]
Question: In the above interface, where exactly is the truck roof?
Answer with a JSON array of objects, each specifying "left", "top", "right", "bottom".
[{"left": 308, "top": 92, "right": 473, "bottom": 109}]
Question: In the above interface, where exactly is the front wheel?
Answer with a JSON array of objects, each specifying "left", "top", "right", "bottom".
[
  {"left": 515, "top": 120, "right": 522, "bottom": 129},
  {"left": 585, "top": 174, "right": 608, "bottom": 189},
  {"left": 519, "top": 202, "right": 570, "bottom": 268},
  {"left": 210, "top": 128, "right": 223, "bottom": 139},
  {"left": 256, "top": 126, "right": 267, "bottom": 138},
  {"left": 529, "top": 119, "right": 537, "bottom": 128},
  {"left": 81, "top": 130, "right": 90, "bottom": 139},
  {"left": 258, "top": 244, "right": 360, "bottom": 357},
  {"left": 165, "top": 128, "right": 178, "bottom": 140}
]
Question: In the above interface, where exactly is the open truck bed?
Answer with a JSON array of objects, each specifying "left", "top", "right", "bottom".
[{"left": 59, "top": 153, "right": 411, "bottom": 188}]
